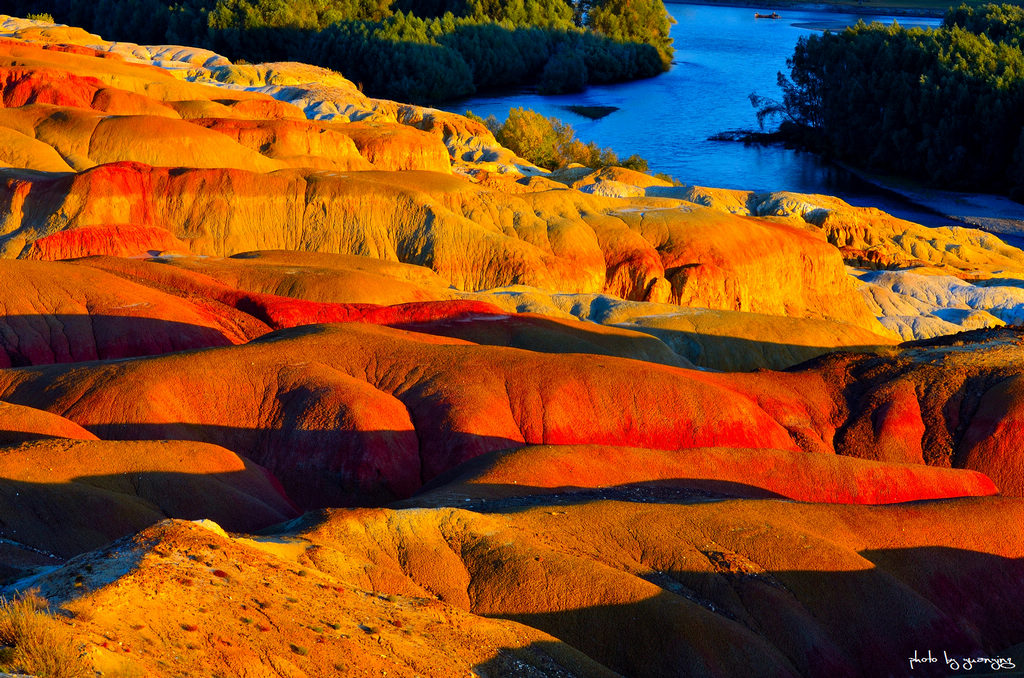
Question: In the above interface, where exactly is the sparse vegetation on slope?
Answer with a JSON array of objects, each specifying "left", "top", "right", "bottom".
[{"left": 0, "top": 591, "right": 91, "bottom": 678}]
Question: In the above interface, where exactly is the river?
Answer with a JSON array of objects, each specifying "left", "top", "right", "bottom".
[{"left": 440, "top": 3, "right": 948, "bottom": 225}]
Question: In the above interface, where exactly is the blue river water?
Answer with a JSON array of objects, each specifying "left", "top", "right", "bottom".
[{"left": 440, "top": 3, "right": 947, "bottom": 224}]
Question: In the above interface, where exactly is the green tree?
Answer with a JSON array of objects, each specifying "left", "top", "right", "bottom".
[{"left": 587, "top": 0, "right": 673, "bottom": 67}]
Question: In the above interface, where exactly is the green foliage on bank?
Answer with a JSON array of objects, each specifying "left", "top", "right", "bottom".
[
  {"left": 754, "top": 3, "right": 1024, "bottom": 198},
  {"left": 471, "top": 107, "right": 649, "bottom": 171},
  {"left": 10, "top": 0, "right": 674, "bottom": 103}
]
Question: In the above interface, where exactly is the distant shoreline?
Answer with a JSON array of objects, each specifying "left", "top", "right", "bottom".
[
  {"left": 831, "top": 162, "right": 1024, "bottom": 238},
  {"left": 708, "top": 131, "right": 1024, "bottom": 233},
  {"left": 664, "top": 0, "right": 947, "bottom": 18}
]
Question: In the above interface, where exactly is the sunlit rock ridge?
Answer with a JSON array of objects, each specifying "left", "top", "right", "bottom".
[{"left": 0, "top": 13, "right": 1022, "bottom": 678}]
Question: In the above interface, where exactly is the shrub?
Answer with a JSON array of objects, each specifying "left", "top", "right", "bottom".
[
  {"left": 0, "top": 591, "right": 91, "bottom": 678},
  {"left": 491, "top": 107, "right": 652, "bottom": 171}
]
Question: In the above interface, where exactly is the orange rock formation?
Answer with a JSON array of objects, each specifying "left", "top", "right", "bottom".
[{"left": 0, "top": 13, "right": 1021, "bottom": 678}]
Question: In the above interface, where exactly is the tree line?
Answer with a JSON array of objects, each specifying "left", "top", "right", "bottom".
[
  {"left": 754, "top": 3, "right": 1024, "bottom": 199},
  {"left": 10, "top": 0, "right": 674, "bottom": 103}
]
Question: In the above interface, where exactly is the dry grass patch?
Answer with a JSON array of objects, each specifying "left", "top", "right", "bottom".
[{"left": 0, "top": 589, "right": 91, "bottom": 678}]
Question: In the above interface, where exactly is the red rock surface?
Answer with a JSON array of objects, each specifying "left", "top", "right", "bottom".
[
  {"left": 0, "top": 66, "right": 102, "bottom": 108},
  {"left": 822, "top": 330, "right": 1024, "bottom": 496},
  {"left": 189, "top": 117, "right": 373, "bottom": 171},
  {"left": 0, "top": 161, "right": 884, "bottom": 335},
  {"left": 959, "top": 374, "right": 1024, "bottom": 496},
  {"left": 410, "top": 444, "right": 998, "bottom": 506},
  {"left": 2, "top": 310, "right": 1023, "bottom": 505},
  {"left": 21, "top": 224, "right": 190, "bottom": 260},
  {"left": 0, "top": 322, "right": 821, "bottom": 506},
  {"left": 0, "top": 259, "right": 250, "bottom": 366},
  {"left": 0, "top": 255, "right": 689, "bottom": 370},
  {"left": 0, "top": 400, "right": 96, "bottom": 444},
  {"left": 0, "top": 16, "right": 1021, "bottom": 678}
]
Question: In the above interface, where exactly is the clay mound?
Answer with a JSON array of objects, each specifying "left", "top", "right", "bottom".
[
  {"left": 73, "top": 253, "right": 504, "bottom": 333},
  {"left": 239, "top": 295, "right": 509, "bottom": 332},
  {"left": 548, "top": 166, "right": 672, "bottom": 198},
  {"left": 611, "top": 306, "right": 896, "bottom": 371},
  {"left": 288, "top": 497, "right": 1024, "bottom": 678},
  {"left": 0, "top": 124, "right": 72, "bottom": 172},
  {"left": 391, "top": 311, "right": 690, "bottom": 367},
  {"left": 0, "top": 439, "right": 298, "bottom": 558},
  {"left": 220, "top": 96, "right": 307, "bottom": 120},
  {"left": 951, "top": 374, "right": 1024, "bottom": 496},
  {"left": 67, "top": 254, "right": 686, "bottom": 366},
  {"left": 0, "top": 35, "right": 271, "bottom": 108},
  {"left": 90, "top": 86, "right": 179, "bottom": 117},
  {"left": 205, "top": 61, "right": 360, "bottom": 89},
  {"left": 689, "top": 185, "right": 1024, "bottom": 277},
  {"left": 87, "top": 115, "right": 283, "bottom": 171},
  {"left": 4, "top": 318, "right": 1023, "bottom": 500},
  {"left": 408, "top": 444, "right": 998, "bottom": 507},
  {"left": 0, "top": 259, "right": 255, "bottom": 366},
  {"left": 4, "top": 255, "right": 632, "bottom": 366},
  {"left": 0, "top": 23, "right": 107, "bottom": 51},
  {"left": 0, "top": 163, "right": 608, "bottom": 295},
  {"left": 190, "top": 117, "right": 373, "bottom": 171},
  {"left": 195, "top": 116, "right": 454, "bottom": 173},
  {"left": 0, "top": 104, "right": 103, "bottom": 170},
  {"left": 166, "top": 96, "right": 305, "bottom": 121},
  {"left": 22, "top": 224, "right": 189, "bottom": 259},
  {"left": 23, "top": 518, "right": 616, "bottom": 678},
  {"left": 0, "top": 104, "right": 288, "bottom": 173},
  {"left": 14, "top": 495, "right": 1024, "bottom": 677},
  {"left": 820, "top": 328, "right": 1024, "bottom": 492},
  {"left": 0, "top": 65, "right": 102, "bottom": 108},
  {"left": 0, "top": 322, "right": 831, "bottom": 506},
  {"left": 0, "top": 401, "right": 96, "bottom": 444},
  {"left": 144, "top": 44, "right": 232, "bottom": 69},
  {"left": 160, "top": 250, "right": 456, "bottom": 305},
  {"left": 329, "top": 120, "right": 452, "bottom": 173},
  {"left": 67, "top": 253, "right": 472, "bottom": 327},
  {"left": 3, "top": 258, "right": 1024, "bottom": 498},
  {"left": 857, "top": 268, "right": 1024, "bottom": 340},
  {"left": 0, "top": 161, "right": 888, "bottom": 336},
  {"left": 522, "top": 187, "right": 886, "bottom": 331}
]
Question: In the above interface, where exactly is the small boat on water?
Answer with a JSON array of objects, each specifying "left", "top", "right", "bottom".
[{"left": 754, "top": 11, "right": 781, "bottom": 18}]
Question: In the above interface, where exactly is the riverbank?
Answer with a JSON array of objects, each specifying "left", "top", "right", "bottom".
[
  {"left": 664, "top": 0, "right": 969, "bottom": 18},
  {"left": 710, "top": 129, "right": 1024, "bottom": 235},
  {"left": 832, "top": 163, "right": 1024, "bottom": 238}
]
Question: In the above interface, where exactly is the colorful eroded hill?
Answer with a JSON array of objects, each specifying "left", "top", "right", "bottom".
[{"left": 0, "top": 12, "right": 1021, "bottom": 678}]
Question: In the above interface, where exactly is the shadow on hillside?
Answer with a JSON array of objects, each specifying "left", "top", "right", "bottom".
[
  {"left": 0, "top": 313, "right": 237, "bottom": 367},
  {"left": 466, "top": 546, "right": 1024, "bottom": 678},
  {"left": 470, "top": 641, "right": 620, "bottom": 678},
  {"left": 619, "top": 323, "right": 891, "bottom": 372},
  {"left": 396, "top": 478, "right": 788, "bottom": 513},
  {"left": 0, "top": 310, "right": 896, "bottom": 374},
  {"left": 0, "top": 451, "right": 1018, "bottom": 676},
  {"left": 0, "top": 466, "right": 300, "bottom": 565},
  {"left": 75, "top": 423, "right": 524, "bottom": 511}
]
